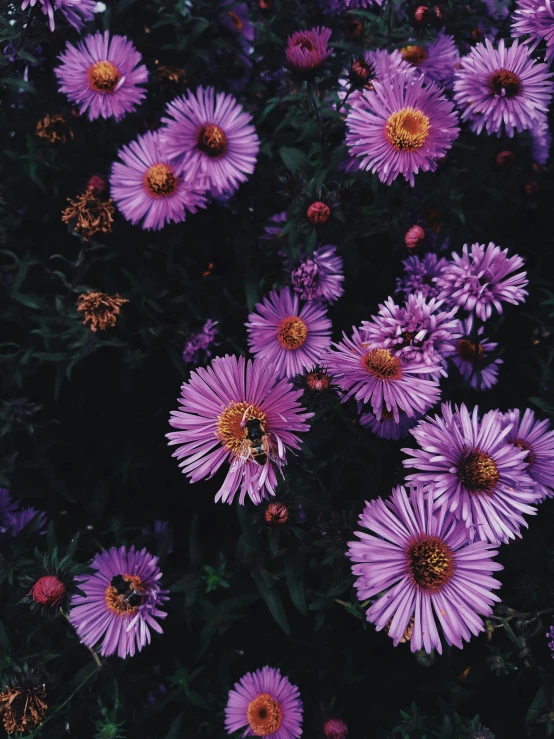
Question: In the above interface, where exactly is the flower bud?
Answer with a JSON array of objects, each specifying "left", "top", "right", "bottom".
[
  {"left": 404, "top": 224, "right": 425, "bottom": 250},
  {"left": 307, "top": 201, "right": 331, "bottom": 225},
  {"left": 323, "top": 718, "right": 348, "bottom": 739}
]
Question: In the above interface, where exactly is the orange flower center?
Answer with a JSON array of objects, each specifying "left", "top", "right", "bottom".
[
  {"left": 362, "top": 348, "right": 402, "bottom": 381},
  {"left": 228, "top": 10, "right": 244, "bottom": 30},
  {"left": 196, "top": 124, "right": 228, "bottom": 158},
  {"left": 401, "top": 45, "right": 428, "bottom": 66},
  {"left": 457, "top": 449, "right": 500, "bottom": 494},
  {"left": 512, "top": 438, "right": 537, "bottom": 466},
  {"left": 89, "top": 61, "right": 121, "bottom": 93},
  {"left": 144, "top": 163, "right": 178, "bottom": 196},
  {"left": 216, "top": 401, "right": 266, "bottom": 455},
  {"left": 386, "top": 107, "right": 430, "bottom": 152},
  {"left": 489, "top": 68, "right": 521, "bottom": 98},
  {"left": 104, "top": 574, "right": 145, "bottom": 615},
  {"left": 456, "top": 339, "right": 485, "bottom": 363},
  {"left": 407, "top": 534, "right": 455, "bottom": 592},
  {"left": 277, "top": 316, "right": 308, "bottom": 350},
  {"left": 246, "top": 693, "right": 283, "bottom": 736}
]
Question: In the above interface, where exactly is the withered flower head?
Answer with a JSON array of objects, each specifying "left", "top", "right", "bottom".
[
  {"left": 292, "top": 365, "right": 340, "bottom": 412},
  {"left": 61, "top": 189, "right": 115, "bottom": 241},
  {"left": 77, "top": 291, "right": 129, "bottom": 333},
  {"left": 0, "top": 681, "right": 47, "bottom": 735},
  {"left": 36, "top": 114, "right": 74, "bottom": 144},
  {"left": 156, "top": 64, "right": 185, "bottom": 83},
  {"left": 345, "top": 18, "right": 364, "bottom": 38}
]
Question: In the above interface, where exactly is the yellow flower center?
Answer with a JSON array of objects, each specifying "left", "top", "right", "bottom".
[
  {"left": 277, "top": 316, "right": 308, "bottom": 350},
  {"left": 104, "top": 574, "right": 145, "bottom": 615},
  {"left": 246, "top": 693, "right": 283, "bottom": 736},
  {"left": 407, "top": 535, "right": 455, "bottom": 592},
  {"left": 89, "top": 60, "right": 121, "bottom": 93},
  {"left": 457, "top": 449, "right": 500, "bottom": 494},
  {"left": 401, "top": 45, "right": 428, "bottom": 66},
  {"left": 144, "top": 164, "right": 178, "bottom": 197},
  {"left": 456, "top": 339, "right": 485, "bottom": 363},
  {"left": 196, "top": 124, "right": 228, "bottom": 158},
  {"left": 216, "top": 401, "right": 266, "bottom": 455},
  {"left": 386, "top": 107, "right": 430, "bottom": 152},
  {"left": 362, "top": 348, "right": 402, "bottom": 381}
]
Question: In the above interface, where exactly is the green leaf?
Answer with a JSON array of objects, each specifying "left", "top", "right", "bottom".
[
  {"left": 248, "top": 565, "right": 290, "bottom": 635},
  {"left": 285, "top": 549, "right": 307, "bottom": 615},
  {"left": 279, "top": 147, "right": 311, "bottom": 175},
  {"left": 189, "top": 513, "right": 203, "bottom": 567}
]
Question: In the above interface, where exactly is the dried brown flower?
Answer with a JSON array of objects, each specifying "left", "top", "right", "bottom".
[
  {"left": 156, "top": 64, "right": 185, "bottom": 83},
  {"left": 77, "top": 291, "right": 129, "bottom": 332},
  {"left": 36, "top": 114, "right": 74, "bottom": 144},
  {"left": 0, "top": 684, "right": 47, "bottom": 735},
  {"left": 61, "top": 189, "right": 115, "bottom": 241}
]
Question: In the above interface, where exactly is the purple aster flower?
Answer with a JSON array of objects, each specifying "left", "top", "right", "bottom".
[
  {"left": 55, "top": 31, "right": 147, "bottom": 122},
  {"left": 502, "top": 408, "right": 554, "bottom": 500},
  {"left": 167, "top": 355, "right": 313, "bottom": 505},
  {"left": 547, "top": 623, "right": 554, "bottom": 656},
  {"left": 21, "top": 0, "right": 56, "bottom": 31},
  {"left": 360, "top": 408, "right": 422, "bottom": 440},
  {"left": 321, "top": 326, "right": 441, "bottom": 421},
  {"left": 403, "top": 403, "right": 540, "bottom": 543},
  {"left": 159, "top": 87, "right": 260, "bottom": 196},
  {"left": 110, "top": 131, "right": 207, "bottom": 231},
  {"left": 291, "top": 246, "right": 344, "bottom": 303},
  {"left": 320, "top": 0, "right": 382, "bottom": 12},
  {"left": 453, "top": 39, "right": 554, "bottom": 137},
  {"left": 395, "top": 253, "right": 449, "bottom": 300},
  {"left": 262, "top": 212, "right": 287, "bottom": 243},
  {"left": 0, "top": 489, "right": 18, "bottom": 531},
  {"left": 246, "top": 287, "right": 332, "bottom": 380},
  {"left": 141, "top": 520, "right": 174, "bottom": 555},
  {"left": 338, "top": 50, "right": 415, "bottom": 110},
  {"left": 401, "top": 32, "right": 460, "bottom": 88},
  {"left": 531, "top": 113, "right": 551, "bottom": 165},
  {"left": 442, "top": 316, "right": 502, "bottom": 390},
  {"left": 56, "top": 0, "right": 96, "bottom": 31},
  {"left": 347, "top": 485, "right": 503, "bottom": 654},
  {"left": 345, "top": 74, "right": 459, "bottom": 186},
  {"left": 435, "top": 242, "right": 528, "bottom": 321},
  {"left": 285, "top": 27, "right": 332, "bottom": 74},
  {"left": 219, "top": 1, "right": 255, "bottom": 45},
  {"left": 361, "top": 292, "right": 459, "bottom": 369},
  {"left": 182, "top": 319, "right": 219, "bottom": 365},
  {"left": 225, "top": 666, "right": 303, "bottom": 738},
  {"left": 70, "top": 545, "right": 169, "bottom": 659},
  {"left": 512, "top": 0, "right": 554, "bottom": 65},
  {"left": 3, "top": 507, "right": 47, "bottom": 536}
]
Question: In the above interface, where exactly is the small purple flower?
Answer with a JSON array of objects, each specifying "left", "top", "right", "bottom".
[
  {"left": 453, "top": 39, "right": 554, "bottom": 137},
  {"left": 0, "top": 489, "right": 18, "bottom": 530},
  {"left": 348, "top": 485, "right": 503, "bottom": 654},
  {"left": 182, "top": 319, "right": 219, "bottom": 365},
  {"left": 55, "top": 31, "right": 148, "bottom": 122},
  {"left": 360, "top": 409, "right": 422, "bottom": 440},
  {"left": 361, "top": 292, "right": 459, "bottom": 369},
  {"left": 246, "top": 287, "right": 333, "bottom": 380},
  {"left": 547, "top": 623, "right": 554, "bottom": 656},
  {"left": 531, "top": 113, "right": 551, "bottom": 165},
  {"left": 346, "top": 74, "right": 459, "bottom": 186},
  {"left": 219, "top": 1, "right": 255, "bottom": 45},
  {"left": 395, "top": 253, "right": 449, "bottom": 300},
  {"left": 21, "top": 0, "right": 55, "bottom": 31},
  {"left": 435, "top": 242, "right": 528, "bottom": 321},
  {"left": 110, "top": 131, "right": 207, "bottom": 231},
  {"left": 338, "top": 50, "right": 415, "bottom": 110},
  {"left": 142, "top": 520, "right": 174, "bottom": 555},
  {"left": 291, "top": 246, "right": 344, "bottom": 303},
  {"left": 403, "top": 403, "right": 540, "bottom": 543},
  {"left": 286, "top": 27, "right": 332, "bottom": 74},
  {"left": 512, "top": 0, "right": 554, "bottom": 66},
  {"left": 401, "top": 32, "right": 460, "bottom": 88},
  {"left": 502, "top": 408, "right": 554, "bottom": 500},
  {"left": 160, "top": 87, "right": 260, "bottom": 195},
  {"left": 322, "top": 326, "right": 441, "bottom": 422},
  {"left": 56, "top": 0, "right": 96, "bottom": 32},
  {"left": 70, "top": 546, "right": 169, "bottom": 659},
  {"left": 3, "top": 507, "right": 47, "bottom": 536},
  {"left": 442, "top": 316, "right": 502, "bottom": 390},
  {"left": 320, "top": 0, "right": 382, "bottom": 12},
  {"left": 225, "top": 666, "right": 303, "bottom": 738},
  {"left": 262, "top": 212, "right": 287, "bottom": 243}
]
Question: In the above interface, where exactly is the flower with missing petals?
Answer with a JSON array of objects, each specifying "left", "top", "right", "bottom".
[
  {"left": 70, "top": 546, "right": 169, "bottom": 658},
  {"left": 36, "top": 113, "right": 73, "bottom": 144},
  {"left": 0, "top": 680, "right": 47, "bottom": 734},
  {"left": 453, "top": 39, "right": 553, "bottom": 137},
  {"left": 442, "top": 317, "right": 502, "bottom": 390},
  {"left": 225, "top": 666, "right": 303, "bottom": 738},
  {"left": 502, "top": 408, "right": 554, "bottom": 500},
  {"left": 182, "top": 319, "right": 219, "bottom": 365},
  {"left": 291, "top": 246, "right": 344, "bottom": 303},
  {"left": 401, "top": 32, "right": 460, "bottom": 88},
  {"left": 512, "top": 0, "right": 554, "bottom": 66},
  {"left": 435, "top": 242, "right": 528, "bottom": 321},
  {"left": 403, "top": 403, "right": 540, "bottom": 543},
  {"left": 286, "top": 27, "right": 332, "bottom": 74},
  {"left": 55, "top": 31, "right": 148, "bottom": 121},
  {"left": 346, "top": 74, "right": 459, "bottom": 186},
  {"left": 167, "top": 355, "right": 313, "bottom": 504},
  {"left": 77, "top": 291, "right": 128, "bottom": 332},
  {"left": 348, "top": 485, "right": 503, "bottom": 653},
  {"left": 61, "top": 188, "right": 114, "bottom": 240},
  {"left": 246, "top": 287, "right": 332, "bottom": 379}
]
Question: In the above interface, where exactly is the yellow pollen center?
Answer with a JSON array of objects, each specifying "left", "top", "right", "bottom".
[
  {"left": 386, "top": 107, "right": 430, "bottom": 152},
  {"left": 104, "top": 574, "right": 145, "bottom": 615},
  {"left": 401, "top": 45, "right": 428, "bottom": 66},
  {"left": 407, "top": 535, "right": 455, "bottom": 592},
  {"left": 457, "top": 339, "right": 485, "bottom": 363},
  {"left": 89, "top": 60, "right": 121, "bottom": 93},
  {"left": 246, "top": 693, "right": 283, "bottom": 736},
  {"left": 144, "top": 163, "right": 178, "bottom": 196},
  {"left": 196, "top": 124, "right": 228, "bottom": 158},
  {"left": 277, "top": 316, "right": 308, "bottom": 350},
  {"left": 362, "top": 348, "right": 402, "bottom": 381},
  {"left": 457, "top": 449, "right": 500, "bottom": 494},
  {"left": 512, "top": 439, "right": 536, "bottom": 466},
  {"left": 228, "top": 10, "right": 244, "bottom": 30},
  {"left": 489, "top": 68, "right": 521, "bottom": 97},
  {"left": 216, "top": 401, "right": 266, "bottom": 455}
]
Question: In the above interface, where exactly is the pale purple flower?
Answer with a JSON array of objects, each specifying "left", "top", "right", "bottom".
[
  {"left": 348, "top": 485, "right": 503, "bottom": 654},
  {"left": 70, "top": 546, "right": 168, "bottom": 659},
  {"left": 167, "top": 355, "right": 313, "bottom": 504},
  {"left": 360, "top": 409, "right": 422, "bottom": 440},
  {"left": 246, "top": 287, "right": 332, "bottom": 380},
  {"left": 160, "top": 87, "right": 260, "bottom": 195},
  {"left": 225, "top": 666, "right": 303, "bottom": 738},
  {"left": 219, "top": 1, "right": 255, "bottom": 45},
  {"left": 182, "top": 319, "right": 219, "bottom": 365},
  {"left": 401, "top": 32, "right": 460, "bottom": 88},
  {"left": 346, "top": 74, "right": 459, "bottom": 186},
  {"left": 286, "top": 27, "right": 332, "bottom": 74},
  {"left": 361, "top": 292, "right": 459, "bottom": 369},
  {"left": 453, "top": 39, "right": 554, "bottom": 137},
  {"left": 442, "top": 316, "right": 502, "bottom": 390},
  {"left": 403, "top": 403, "right": 540, "bottom": 543},
  {"left": 291, "top": 246, "right": 344, "bottom": 303},
  {"left": 395, "top": 253, "right": 449, "bottom": 300},
  {"left": 502, "top": 408, "right": 554, "bottom": 500},
  {"left": 338, "top": 50, "right": 415, "bottom": 110},
  {"left": 435, "top": 242, "right": 528, "bottom": 321},
  {"left": 531, "top": 113, "right": 551, "bottom": 165},
  {"left": 321, "top": 326, "right": 441, "bottom": 422},
  {"left": 55, "top": 31, "right": 148, "bottom": 121},
  {"left": 110, "top": 131, "right": 207, "bottom": 231},
  {"left": 22, "top": 0, "right": 95, "bottom": 32},
  {"left": 512, "top": 0, "right": 554, "bottom": 66}
]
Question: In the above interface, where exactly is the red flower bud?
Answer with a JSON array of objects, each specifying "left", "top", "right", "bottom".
[
  {"left": 496, "top": 150, "right": 514, "bottom": 167},
  {"left": 324, "top": 718, "right": 348, "bottom": 739},
  {"left": 414, "top": 6, "right": 429, "bottom": 23},
  {"left": 345, "top": 19, "right": 364, "bottom": 38},
  {"left": 30, "top": 576, "right": 66, "bottom": 607},
  {"left": 307, "top": 202, "right": 331, "bottom": 225},
  {"left": 404, "top": 225, "right": 425, "bottom": 250},
  {"left": 87, "top": 175, "right": 108, "bottom": 196},
  {"left": 264, "top": 502, "right": 289, "bottom": 525}
]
